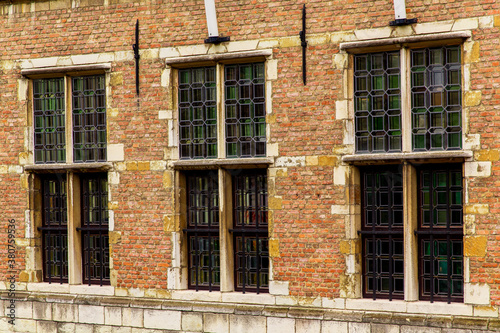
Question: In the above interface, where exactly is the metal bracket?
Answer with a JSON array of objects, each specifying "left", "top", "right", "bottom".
[
  {"left": 389, "top": 18, "right": 417, "bottom": 26},
  {"left": 300, "top": 4, "right": 307, "bottom": 85},
  {"left": 132, "top": 19, "right": 140, "bottom": 96},
  {"left": 204, "top": 36, "right": 230, "bottom": 44}
]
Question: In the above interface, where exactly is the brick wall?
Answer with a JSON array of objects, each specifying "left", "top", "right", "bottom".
[{"left": 1, "top": 0, "right": 500, "bottom": 331}]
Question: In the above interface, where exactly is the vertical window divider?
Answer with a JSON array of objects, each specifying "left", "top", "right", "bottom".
[
  {"left": 401, "top": 47, "right": 412, "bottom": 153},
  {"left": 68, "top": 172, "right": 83, "bottom": 285},
  {"left": 404, "top": 163, "right": 419, "bottom": 301},
  {"left": 219, "top": 168, "right": 234, "bottom": 292}
]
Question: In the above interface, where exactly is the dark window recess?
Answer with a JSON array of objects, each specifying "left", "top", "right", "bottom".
[
  {"left": 72, "top": 75, "right": 107, "bottom": 163},
  {"left": 178, "top": 67, "right": 217, "bottom": 159},
  {"left": 360, "top": 167, "right": 404, "bottom": 300},
  {"left": 225, "top": 63, "right": 266, "bottom": 158},
  {"left": 417, "top": 165, "right": 463, "bottom": 303},
  {"left": 80, "top": 174, "right": 110, "bottom": 285},
  {"left": 354, "top": 52, "right": 402, "bottom": 153},
  {"left": 231, "top": 170, "right": 269, "bottom": 293},
  {"left": 40, "top": 175, "right": 68, "bottom": 283},
  {"left": 185, "top": 172, "right": 220, "bottom": 291},
  {"left": 34, "top": 78, "right": 66, "bottom": 164}
]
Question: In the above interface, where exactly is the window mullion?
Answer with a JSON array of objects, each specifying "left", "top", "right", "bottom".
[
  {"left": 404, "top": 163, "right": 419, "bottom": 301},
  {"left": 401, "top": 48, "right": 412, "bottom": 153}
]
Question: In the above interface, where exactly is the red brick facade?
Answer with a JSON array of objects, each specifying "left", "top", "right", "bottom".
[{"left": 1, "top": 0, "right": 500, "bottom": 331}]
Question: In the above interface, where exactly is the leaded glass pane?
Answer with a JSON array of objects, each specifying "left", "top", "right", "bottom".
[
  {"left": 418, "top": 165, "right": 463, "bottom": 303},
  {"left": 34, "top": 78, "right": 66, "bottom": 163},
  {"left": 225, "top": 63, "right": 266, "bottom": 158},
  {"left": 42, "top": 176, "right": 68, "bottom": 283},
  {"left": 232, "top": 170, "right": 268, "bottom": 293},
  {"left": 361, "top": 168, "right": 404, "bottom": 300},
  {"left": 186, "top": 172, "right": 220, "bottom": 291},
  {"left": 411, "top": 46, "right": 462, "bottom": 151},
  {"left": 178, "top": 67, "right": 217, "bottom": 159},
  {"left": 72, "top": 75, "right": 107, "bottom": 162},
  {"left": 354, "top": 52, "right": 401, "bottom": 153},
  {"left": 81, "top": 174, "right": 110, "bottom": 285}
]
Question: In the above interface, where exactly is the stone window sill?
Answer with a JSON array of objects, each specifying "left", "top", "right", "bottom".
[
  {"left": 170, "top": 157, "right": 274, "bottom": 170},
  {"left": 24, "top": 162, "right": 113, "bottom": 172},
  {"left": 342, "top": 151, "right": 473, "bottom": 165}
]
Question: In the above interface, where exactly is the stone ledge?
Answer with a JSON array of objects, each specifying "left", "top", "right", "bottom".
[
  {"left": 24, "top": 162, "right": 113, "bottom": 172},
  {"left": 342, "top": 151, "right": 473, "bottom": 165},
  {"left": 170, "top": 157, "right": 274, "bottom": 170}
]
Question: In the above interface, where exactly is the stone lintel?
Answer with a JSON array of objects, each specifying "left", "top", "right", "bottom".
[
  {"left": 340, "top": 31, "right": 471, "bottom": 53},
  {"left": 165, "top": 50, "right": 273, "bottom": 67},
  {"left": 21, "top": 64, "right": 111, "bottom": 77}
]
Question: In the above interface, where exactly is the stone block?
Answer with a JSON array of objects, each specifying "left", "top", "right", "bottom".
[
  {"left": 269, "top": 280, "right": 289, "bottom": 296},
  {"left": 296, "top": 319, "right": 321, "bottom": 333},
  {"left": 267, "top": 317, "right": 295, "bottom": 333},
  {"left": 105, "top": 306, "right": 122, "bottom": 326},
  {"left": 331, "top": 205, "right": 349, "bottom": 215},
  {"left": 473, "top": 305, "right": 498, "bottom": 318},
  {"left": 37, "top": 321, "right": 57, "bottom": 333},
  {"left": 322, "top": 321, "right": 348, "bottom": 333},
  {"left": 464, "top": 161, "right": 491, "bottom": 178},
  {"left": 275, "top": 156, "right": 306, "bottom": 167},
  {"left": 74, "top": 323, "right": 94, "bottom": 333},
  {"left": 414, "top": 21, "right": 453, "bottom": 34},
  {"left": 346, "top": 299, "right": 406, "bottom": 313},
  {"left": 108, "top": 172, "right": 120, "bottom": 185},
  {"left": 464, "top": 236, "right": 487, "bottom": 257},
  {"left": 336, "top": 100, "right": 348, "bottom": 120},
  {"left": 182, "top": 312, "right": 203, "bottom": 331},
  {"left": 53, "top": 303, "right": 78, "bottom": 322},
  {"left": 349, "top": 322, "right": 371, "bottom": 333},
  {"left": 267, "top": 59, "right": 278, "bottom": 81},
  {"left": 221, "top": 292, "right": 275, "bottom": 305},
  {"left": 204, "top": 313, "right": 229, "bottom": 333},
  {"left": 144, "top": 309, "right": 181, "bottom": 330},
  {"left": 464, "top": 204, "right": 489, "bottom": 215},
  {"left": 229, "top": 315, "right": 266, "bottom": 333},
  {"left": 464, "top": 91, "right": 482, "bottom": 107},
  {"left": 401, "top": 326, "right": 440, "bottom": 333},
  {"left": 267, "top": 143, "right": 279, "bottom": 157},
  {"left": 354, "top": 27, "right": 392, "bottom": 40},
  {"left": 79, "top": 305, "right": 104, "bottom": 325},
  {"left": 33, "top": 302, "right": 52, "bottom": 320},
  {"left": 269, "top": 238, "right": 280, "bottom": 257},
  {"left": 452, "top": 18, "right": 479, "bottom": 31},
  {"left": 464, "top": 283, "right": 490, "bottom": 305},
  {"left": 122, "top": 308, "right": 143, "bottom": 328},
  {"left": 407, "top": 301, "right": 472, "bottom": 316},
  {"left": 13, "top": 319, "right": 36, "bottom": 332},
  {"left": 9, "top": 300, "right": 32, "bottom": 319}
]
